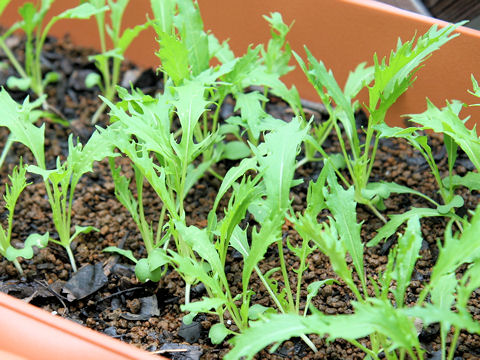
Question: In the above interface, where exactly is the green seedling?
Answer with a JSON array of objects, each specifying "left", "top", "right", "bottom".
[
  {"left": 227, "top": 163, "right": 480, "bottom": 360},
  {"left": 0, "top": 0, "right": 107, "bottom": 98},
  {"left": 0, "top": 160, "right": 49, "bottom": 275},
  {"left": 294, "top": 23, "right": 462, "bottom": 222},
  {"left": 0, "top": 88, "right": 116, "bottom": 272},
  {"left": 86, "top": 0, "right": 149, "bottom": 124}
]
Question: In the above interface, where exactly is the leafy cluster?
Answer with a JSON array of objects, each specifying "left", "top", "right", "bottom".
[{"left": 1, "top": 1, "right": 480, "bottom": 359}]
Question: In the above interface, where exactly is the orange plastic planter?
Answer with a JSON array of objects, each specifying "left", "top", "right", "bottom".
[
  {"left": 1, "top": 0, "right": 480, "bottom": 359},
  {"left": 0, "top": 292, "right": 165, "bottom": 360}
]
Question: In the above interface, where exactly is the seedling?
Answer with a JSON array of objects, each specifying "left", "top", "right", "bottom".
[
  {"left": 0, "top": 89, "right": 116, "bottom": 272},
  {"left": 0, "top": 160, "right": 49, "bottom": 275},
  {"left": 86, "top": 0, "right": 149, "bottom": 124},
  {"left": 0, "top": 0, "right": 107, "bottom": 98},
  {"left": 294, "top": 23, "right": 462, "bottom": 221}
]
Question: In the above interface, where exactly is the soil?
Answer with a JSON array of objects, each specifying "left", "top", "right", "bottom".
[{"left": 1, "top": 33, "right": 480, "bottom": 360}]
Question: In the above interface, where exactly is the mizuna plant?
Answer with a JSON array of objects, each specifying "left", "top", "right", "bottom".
[
  {"left": 0, "top": 0, "right": 107, "bottom": 98},
  {"left": 294, "top": 23, "right": 462, "bottom": 222},
  {"left": 151, "top": 0, "right": 303, "bottom": 152},
  {"left": 226, "top": 162, "right": 480, "bottom": 360},
  {"left": 0, "top": 160, "right": 49, "bottom": 275},
  {"left": 86, "top": 0, "right": 149, "bottom": 124},
  {"left": 0, "top": 88, "right": 116, "bottom": 272}
]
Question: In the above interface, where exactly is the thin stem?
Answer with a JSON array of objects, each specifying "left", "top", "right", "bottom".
[
  {"left": 255, "top": 266, "right": 286, "bottom": 313},
  {"left": 12, "top": 259, "right": 23, "bottom": 275},
  {"left": 447, "top": 327, "right": 461, "bottom": 360},
  {"left": 277, "top": 239, "right": 295, "bottom": 312},
  {"left": 0, "top": 40, "right": 28, "bottom": 79},
  {"left": 349, "top": 338, "right": 379, "bottom": 359},
  {"left": 184, "top": 282, "right": 191, "bottom": 305},
  {"left": 66, "top": 245, "right": 77, "bottom": 272},
  {"left": 299, "top": 334, "right": 318, "bottom": 353}
]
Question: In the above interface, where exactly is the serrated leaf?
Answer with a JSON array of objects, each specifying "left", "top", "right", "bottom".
[
  {"left": 175, "top": 0, "right": 209, "bottom": 75},
  {"left": 443, "top": 172, "right": 480, "bottom": 191},
  {"left": 252, "top": 117, "right": 308, "bottom": 214},
  {"left": 226, "top": 314, "right": 315, "bottom": 360},
  {"left": 430, "top": 206, "right": 480, "bottom": 286},
  {"left": 367, "top": 207, "right": 445, "bottom": 246},
  {"left": 343, "top": 62, "right": 374, "bottom": 101},
  {"left": 181, "top": 297, "right": 225, "bottom": 314},
  {"left": 157, "top": 32, "right": 190, "bottom": 85},
  {"left": 324, "top": 164, "right": 365, "bottom": 289},
  {"left": 390, "top": 216, "right": 423, "bottom": 306},
  {"left": 0, "top": 89, "right": 46, "bottom": 167}
]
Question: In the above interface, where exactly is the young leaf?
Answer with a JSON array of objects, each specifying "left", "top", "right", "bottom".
[
  {"left": 367, "top": 207, "right": 446, "bottom": 246},
  {"left": 209, "top": 322, "right": 231, "bottom": 344},
  {"left": 157, "top": 32, "right": 190, "bottom": 85},
  {"left": 252, "top": 117, "right": 308, "bottom": 214},
  {"left": 103, "top": 247, "right": 138, "bottom": 264},
  {"left": 324, "top": 164, "right": 365, "bottom": 290},
  {"left": 390, "top": 216, "right": 423, "bottom": 307},
  {"left": 5, "top": 232, "right": 49, "bottom": 261},
  {"left": 443, "top": 172, "right": 480, "bottom": 191}
]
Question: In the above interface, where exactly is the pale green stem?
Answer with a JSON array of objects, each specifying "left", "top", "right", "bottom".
[
  {"left": 277, "top": 239, "right": 295, "bottom": 312},
  {"left": 0, "top": 40, "right": 28, "bottom": 79},
  {"left": 12, "top": 259, "right": 23, "bottom": 275},
  {"left": 0, "top": 136, "right": 14, "bottom": 171},
  {"left": 447, "top": 327, "right": 461, "bottom": 360},
  {"left": 66, "top": 245, "right": 77, "bottom": 273},
  {"left": 255, "top": 266, "right": 286, "bottom": 313}
]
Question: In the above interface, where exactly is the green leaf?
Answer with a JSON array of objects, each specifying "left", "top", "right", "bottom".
[
  {"left": 226, "top": 314, "right": 315, "bottom": 360},
  {"left": 55, "top": 2, "right": 108, "bottom": 20},
  {"left": 5, "top": 232, "right": 49, "bottom": 261},
  {"left": 85, "top": 72, "right": 102, "bottom": 88},
  {"left": 436, "top": 194, "right": 464, "bottom": 214},
  {"left": 0, "top": 89, "right": 46, "bottom": 167},
  {"left": 220, "top": 141, "right": 251, "bottom": 161},
  {"left": 150, "top": 0, "right": 175, "bottom": 34},
  {"left": 209, "top": 323, "right": 231, "bottom": 344},
  {"left": 212, "top": 157, "right": 258, "bottom": 213},
  {"left": 6, "top": 76, "right": 31, "bottom": 91},
  {"left": 430, "top": 206, "right": 480, "bottom": 286},
  {"left": 367, "top": 207, "right": 445, "bottom": 246},
  {"left": 0, "top": 0, "right": 11, "bottom": 16},
  {"left": 390, "top": 216, "right": 423, "bottom": 306},
  {"left": 410, "top": 99, "right": 480, "bottom": 171},
  {"left": 175, "top": 0, "right": 209, "bottom": 75},
  {"left": 134, "top": 257, "right": 164, "bottom": 282},
  {"left": 252, "top": 117, "right": 308, "bottom": 214},
  {"left": 430, "top": 273, "right": 457, "bottom": 351},
  {"left": 304, "top": 279, "right": 338, "bottom": 314},
  {"left": 70, "top": 225, "right": 99, "bottom": 243},
  {"left": 343, "top": 62, "right": 374, "bottom": 101},
  {"left": 156, "top": 32, "right": 190, "bottom": 85},
  {"left": 4, "top": 160, "right": 29, "bottom": 215},
  {"left": 42, "top": 71, "right": 59, "bottom": 86},
  {"left": 118, "top": 22, "right": 150, "bottom": 53},
  {"left": 103, "top": 246, "right": 138, "bottom": 264},
  {"left": 181, "top": 297, "right": 225, "bottom": 315},
  {"left": 368, "top": 23, "right": 461, "bottom": 123},
  {"left": 324, "top": 164, "right": 365, "bottom": 289},
  {"left": 443, "top": 172, "right": 480, "bottom": 191}
]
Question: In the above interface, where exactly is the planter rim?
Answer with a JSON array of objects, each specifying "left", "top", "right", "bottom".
[{"left": 0, "top": 292, "right": 166, "bottom": 360}]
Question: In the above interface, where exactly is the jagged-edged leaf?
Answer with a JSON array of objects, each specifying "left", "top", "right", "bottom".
[
  {"left": 252, "top": 117, "right": 308, "bottom": 214},
  {"left": 55, "top": 2, "right": 108, "bottom": 20},
  {"left": 368, "top": 207, "right": 445, "bottom": 246},
  {"left": 324, "top": 164, "right": 365, "bottom": 288},
  {"left": 157, "top": 32, "right": 190, "bottom": 85},
  {"left": 343, "top": 62, "right": 374, "bottom": 101},
  {"left": 390, "top": 216, "right": 423, "bottom": 306},
  {"left": 443, "top": 172, "right": 480, "bottom": 191},
  {"left": 430, "top": 206, "right": 480, "bottom": 286}
]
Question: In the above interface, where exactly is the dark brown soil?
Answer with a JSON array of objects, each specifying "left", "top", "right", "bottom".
[{"left": 1, "top": 33, "right": 479, "bottom": 360}]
